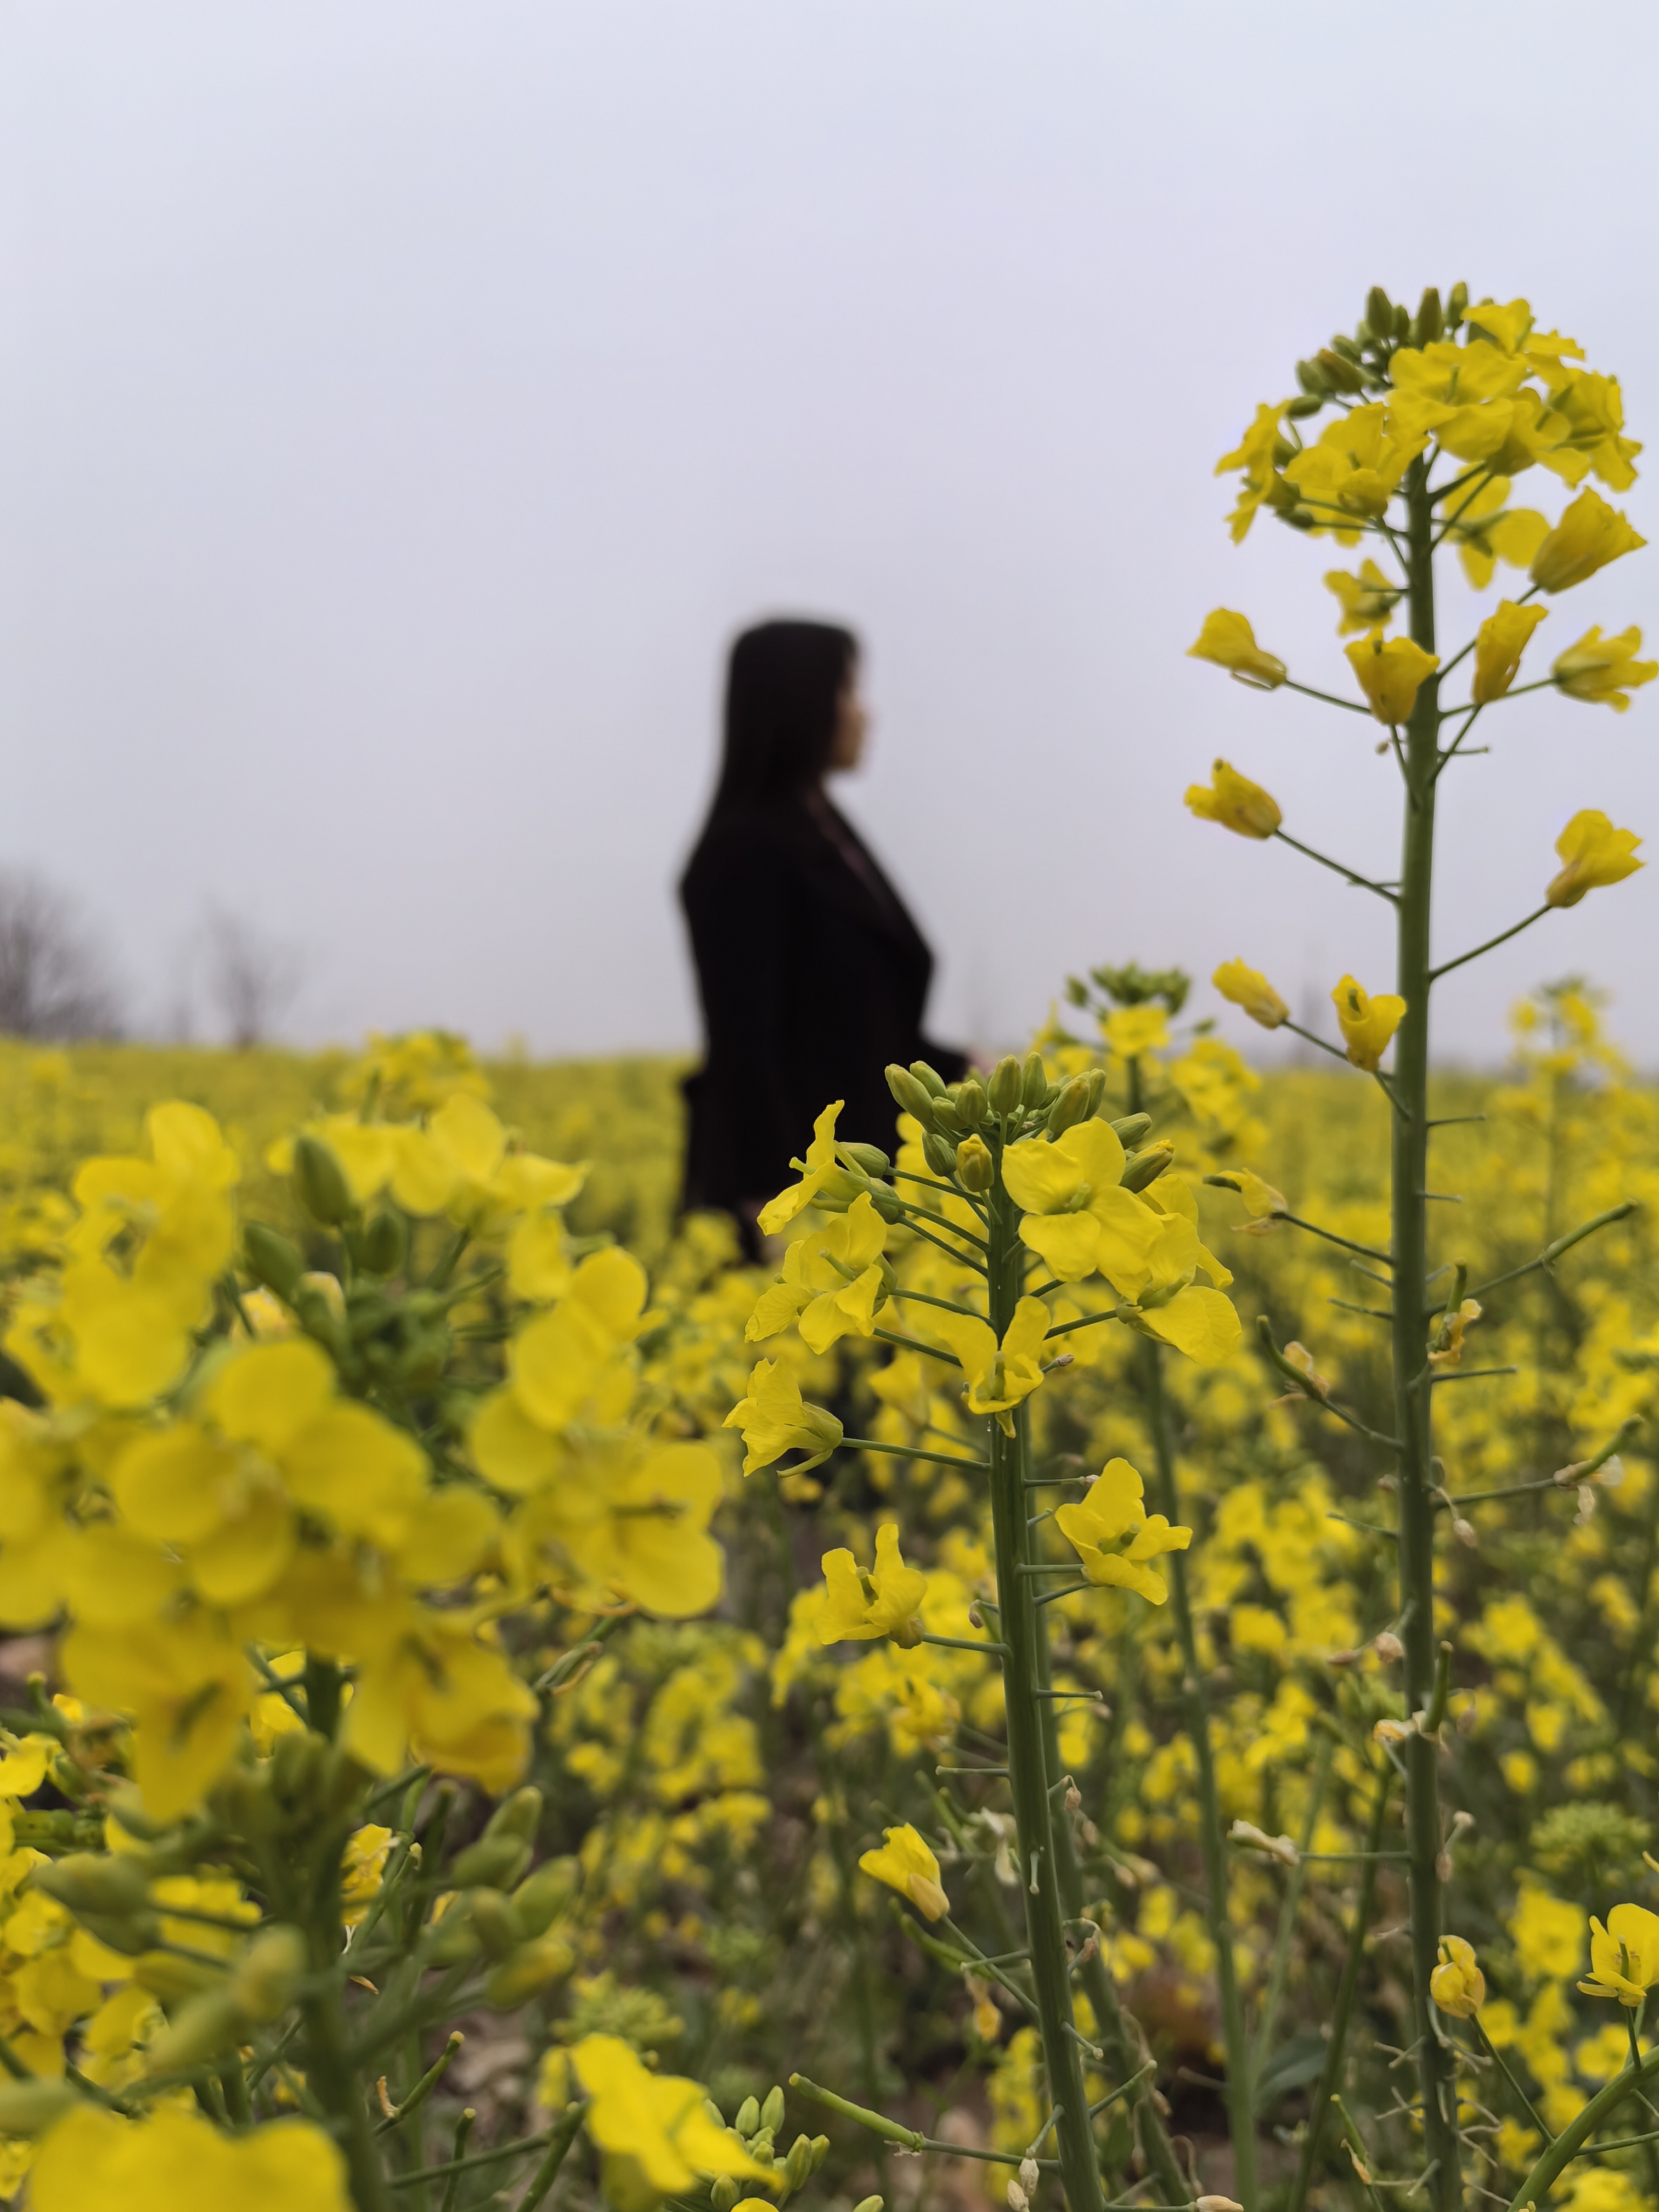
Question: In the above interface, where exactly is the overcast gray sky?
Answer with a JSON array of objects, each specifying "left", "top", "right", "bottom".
[{"left": 2, "top": 1, "right": 1655, "bottom": 1063}]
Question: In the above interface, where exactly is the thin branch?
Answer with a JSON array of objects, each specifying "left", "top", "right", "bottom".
[
  {"left": 1430, "top": 906, "right": 1552, "bottom": 984},
  {"left": 1274, "top": 829, "right": 1400, "bottom": 901}
]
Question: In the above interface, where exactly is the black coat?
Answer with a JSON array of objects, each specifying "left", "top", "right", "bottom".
[{"left": 679, "top": 793, "right": 963, "bottom": 1237}]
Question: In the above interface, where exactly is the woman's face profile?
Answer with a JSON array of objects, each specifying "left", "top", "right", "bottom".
[{"left": 827, "top": 666, "right": 869, "bottom": 775}]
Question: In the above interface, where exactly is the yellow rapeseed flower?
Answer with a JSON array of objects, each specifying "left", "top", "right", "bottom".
[
  {"left": 1429, "top": 1936, "right": 1486, "bottom": 2019},
  {"left": 1472, "top": 601, "right": 1549, "bottom": 704},
  {"left": 30, "top": 2103, "right": 352, "bottom": 2212},
  {"left": 1551, "top": 626, "right": 1657, "bottom": 712},
  {"left": 1187, "top": 610, "right": 1287, "bottom": 689},
  {"left": 1332, "top": 977, "right": 1406, "bottom": 1071},
  {"left": 1054, "top": 1458, "right": 1191, "bottom": 1605},
  {"left": 1324, "top": 559, "right": 1402, "bottom": 635},
  {"left": 1184, "top": 760, "right": 1282, "bottom": 840},
  {"left": 571, "top": 2033, "right": 769, "bottom": 2196},
  {"left": 930, "top": 1298, "right": 1051, "bottom": 1429},
  {"left": 757, "top": 1102, "right": 845, "bottom": 1235},
  {"left": 1344, "top": 630, "right": 1439, "bottom": 724},
  {"left": 1212, "top": 959, "right": 1289, "bottom": 1029},
  {"left": 1530, "top": 488, "right": 1647, "bottom": 594},
  {"left": 1580, "top": 1904, "right": 1659, "bottom": 2008},
  {"left": 1545, "top": 811, "right": 1643, "bottom": 908},
  {"left": 859, "top": 1824, "right": 948, "bottom": 1921},
  {"left": 818, "top": 1524, "right": 927, "bottom": 1645},
  {"left": 724, "top": 1360, "right": 843, "bottom": 1475}
]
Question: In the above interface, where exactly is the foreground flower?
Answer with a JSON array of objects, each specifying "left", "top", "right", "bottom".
[
  {"left": 1055, "top": 1458, "right": 1191, "bottom": 1604},
  {"left": 746, "top": 1192, "right": 889, "bottom": 1353},
  {"left": 1545, "top": 811, "right": 1643, "bottom": 908},
  {"left": 30, "top": 2103, "right": 352, "bottom": 2212},
  {"left": 1429, "top": 1936, "right": 1486, "bottom": 2019},
  {"left": 1187, "top": 609, "right": 1286, "bottom": 689},
  {"left": 1551, "top": 626, "right": 1657, "bottom": 712},
  {"left": 1530, "top": 487, "right": 1647, "bottom": 594},
  {"left": 1332, "top": 976, "right": 1406, "bottom": 1070},
  {"left": 1580, "top": 1903, "right": 1659, "bottom": 2007},
  {"left": 725, "top": 1361, "right": 843, "bottom": 1474},
  {"left": 932, "top": 1298, "right": 1051, "bottom": 1430},
  {"left": 572, "top": 2033, "right": 770, "bottom": 2196},
  {"left": 859, "top": 1824, "right": 948, "bottom": 1921},
  {"left": 1184, "top": 760, "right": 1282, "bottom": 839},
  {"left": 1213, "top": 959, "right": 1289, "bottom": 1029},
  {"left": 1345, "top": 630, "right": 1439, "bottom": 724},
  {"left": 1472, "top": 601, "right": 1549, "bottom": 704},
  {"left": 1324, "top": 559, "right": 1402, "bottom": 635},
  {"left": 819, "top": 1524, "right": 927, "bottom": 1645},
  {"left": 757, "top": 1102, "right": 845, "bottom": 1234}
]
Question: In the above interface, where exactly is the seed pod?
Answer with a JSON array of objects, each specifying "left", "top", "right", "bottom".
[
  {"left": 293, "top": 1134, "right": 355, "bottom": 1225},
  {"left": 145, "top": 1986, "right": 241, "bottom": 2074},
  {"left": 955, "top": 1078, "right": 987, "bottom": 1129},
  {"left": 987, "top": 1055, "right": 1023, "bottom": 1115},
  {"left": 784, "top": 2135, "right": 815, "bottom": 2190},
  {"left": 1019, "top": 1051, "right": 1048, "bottom": 1108},
  {"left": 449, "top": 1831, "right": 533, "bottom": 1893},
  {"left": 231, "top": 1925, "right": 306, "bottom": 2022},
  {"left": 0, "top": 2081, "right": 83, "bottom": 2138},
  {"left": 922, "top": 1131, "right": 960, "bottom": 1180},
  {"left": 1316, "top": 347, "right": 1366, "bottom": 394},
  {"left": 33, "top": 1852, "right": 152, "bottom": 1919},
  {"left": 956, "top": 1135, "right": 993, "bottom": 1193},
  {"left": 359, "top": 1209, "right": 407, "bottom": 1276},
  {"left": 841, "top": 1142, "right": 892, "bottom": 1177},
  {"left": 1413, "top": 287, "right": 1442, "bottom": 344},
  {"left": 1120, "top": 1143, "right": 1175, "bottom": 1192},
  {"left": 1046, "top": 1077, "right": 1091, "bottom": 1138},
  {"left": 886, "top": 1065, "right": 938, "bottom": 1126},
  {"left": 1365, "top": 286, "right": 1394, "bottom": 336},
  {"left": 1109, "top": 1113, "right": 1152, "bottom": 1147},
  {"left": 242, "top": 1222, "right": 306, "bottom": 1303},
  {"left": 734, "top": 2096, "right": 760, "bottom": 2138},
  {"left": 509, "top": 1856, "right": 579, "bottom": 1940},
  {"left": 761, "top": 2086, "right": 786, "bottom": 2134}
]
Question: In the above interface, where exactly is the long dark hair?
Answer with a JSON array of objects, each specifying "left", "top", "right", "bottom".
[{"left": 711, "top": 618, "right": 858, "bottom": 811}]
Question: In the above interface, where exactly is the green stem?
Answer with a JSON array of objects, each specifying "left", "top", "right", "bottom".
[
  {"left": 1252, "top": 1733, "right": 1334, "bottom": 2081},
  {"left": 1509, "top": 2043, "right": 1659, "bottom": 2210},
  {"left": 1285, "top": 1770, "right": 1392, "bottom": 2212},
  {"left": 1142, "top": 1337, "right": 1256, "bottom": 2209},
  {"left": 515, "top": 2101, "right": 588, "bottom": 2211},
  {"left": 984, "top": 1154, "right": 1104, "bottom": 2212},
  {"left": 1393, "top": 451, "right": 1460, "bottom": 2212}
]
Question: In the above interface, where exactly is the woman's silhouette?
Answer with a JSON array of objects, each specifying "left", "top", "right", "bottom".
[{"left": 680, "top": 619, "right": 964, "bottom": 1253}]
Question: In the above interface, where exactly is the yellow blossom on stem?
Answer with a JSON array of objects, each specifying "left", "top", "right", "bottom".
[
  {"left": 858, "top": 1823, "right": 948, "bottom": 1921},
  {"left": 1472, "top": 601, "right": 1549, "bottom": 704},
  {"left": 1187, "top": 610, "right": 1286, "bottom": 689},
  {"left": 1530, "top": 487, "right": 1647, "bottom": 594},
  {"left": 1215, "top": 400, "right": 1296, "bottom": 542},
  {"left": 818, "top": 1524, "right": 927, "bottom": 1645},
  {"left": 1551, "top": 626, "right": 1657, "bottom": 712},
  {"left": 757, "top": 1102, "right": 846, "bottom": 1235},
  {"left": 1579, "top": 1904, "right": 1659, "bottom": 2008},
  {"left": 1212, "top": 959, "right": 1288, "bottom": 1029},
  {"left": 571, "top": 2034, "right": 770, "bottom": 2195},
  {"left": 1429, "top": 1936, "right": 1486, "bottom": 2019},
  {"left": 1184, "top": 760, "right": 1282, "bottom": 840},
  {"left": 1054, "top": 1458, "right": 1191, "bottom": 1605},
  {"left": 1324, "top": 559, "right": 1402, "bottom": 635},
  {"left": 724, "top": 1360, "right": 843, "bottom": 1475},
  {"left": 1331, "top": 976, "right": 1405, "bottom": 1071},
  {"left": 1344, "top": 630, "right": 1439, "bottom": 724},
  {"left": 931, "top": 1297, "right": 1051, "bottom": 1430},
  {"left": 1545, "top": 811, "right": 1643, "bottom": 908},
  {"left": 1205, "top": 1168, "right": 1287, "bottom": 1220},
  {"left": 1428, "top": 1300, "right": 1483, "bottom": 1371},
  {"left": 30, "top": 2104, "right": 352, "bottom": 2212}
]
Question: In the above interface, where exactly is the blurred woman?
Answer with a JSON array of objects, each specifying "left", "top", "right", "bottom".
[{"left": 679, "top": 618, "right": 963, "bottom": 1253}]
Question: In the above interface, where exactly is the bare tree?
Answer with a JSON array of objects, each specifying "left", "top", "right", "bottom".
[
  {"left": 201, "top": 906, "right": 304, "bottom": 1048},
  {"left": 0, "top": 872, "right": 122, "bottom": 1039}
]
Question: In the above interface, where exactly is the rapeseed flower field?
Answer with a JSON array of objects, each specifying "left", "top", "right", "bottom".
[{"left": 0, "top": 284, "right": 1651, "bottom": 2212}]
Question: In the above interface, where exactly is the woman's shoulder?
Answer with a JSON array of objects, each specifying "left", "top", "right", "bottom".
[{"left": 685, "top": 798, "right": 813, "bottom": 870}]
